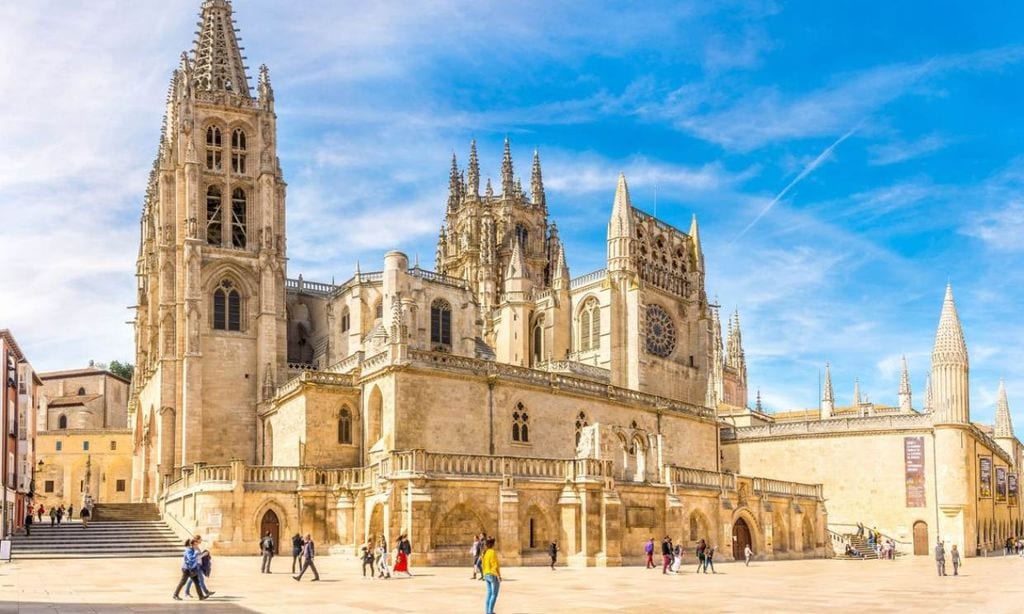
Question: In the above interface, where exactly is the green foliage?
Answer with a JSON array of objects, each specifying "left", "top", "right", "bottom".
[{"left": 108, "top": 360, "right": 134, "bottom": 382}]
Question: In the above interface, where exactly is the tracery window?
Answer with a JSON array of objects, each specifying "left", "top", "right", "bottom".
[
  {"left": 205, "top": 126, "right": 222, "bottom": 171},
  {"left": 213, "top": 279, "right": 241, "bottom": 331},
  {"left": 430, "top": 299, "right": 452, "bottom": 347},
  {"left": 231, "top": 129, "right": 246, "bottom": 174},
  {"left": 578, "top": 298, "right": 601, "bottom": 351},
  {"left": 206, "top": 186, "right": 222, "bottom": 245},
  {"left": 231, "top": 188, "right": 247, "bottom": 248},
  {"left": 515, "top": 224, "right": 529, "bottom": 250},
  {"left": 645, "top": 304, "right": 676, "bottom": 358},
  {"left": 574, "top": 411, "right": 588, "bottom": 447},
  {"left": 338, "top": 408, "right": 352, "bottom": 444},
  {"left": 512, "top": 403, "right": 529, "bottom": 443}
]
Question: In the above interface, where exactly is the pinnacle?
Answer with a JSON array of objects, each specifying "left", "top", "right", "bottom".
[
  {"left": 192, "top": 0, "right": 251, "bottom": 97},
  {"left": 995, "top": 379, "right": 1014, "bottom": 438},
  {"left": 611, "top": 173, "right": 633, "bottom": 224},
  {"left": 931, "top": 283, "right": 968, "bottom": 366}
]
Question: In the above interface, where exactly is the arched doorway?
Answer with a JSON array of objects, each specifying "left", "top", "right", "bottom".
[
  {"left": 732, "top": 518, "right": 752, "bottom": 560},
  {"left": 368, "top": 503, "right": 385, "bottom": 543},
  {"left": 260, "top": 510, "right": 280, "bottom": 555},
  {"left": 913, "top": 521, "right": 928, "bottom": 555}
]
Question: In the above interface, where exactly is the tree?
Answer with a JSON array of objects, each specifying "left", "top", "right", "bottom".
[{"left": 108, "top": 360, "right": 134, "bottom": 383}]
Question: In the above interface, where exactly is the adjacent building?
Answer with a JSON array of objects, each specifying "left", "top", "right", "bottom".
[{"left": 1, "top": 329, "right": 39, "bottom": 536}]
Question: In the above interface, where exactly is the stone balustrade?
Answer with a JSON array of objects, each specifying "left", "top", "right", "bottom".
[
  {"left": 326, "top": 351, "right": 365, "bottom": 374},
  {"left": 723, "top": 413, "right": 933, "bottom": 441},
  {"left": 668, "top": 465, "right": 735, "bottom": 491},
  {"left": 570, "top": 268, "right": 607, "bottom": 289}
]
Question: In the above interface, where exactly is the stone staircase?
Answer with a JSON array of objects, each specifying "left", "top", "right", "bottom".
[
  {"left": 10, "top": 504, "right": 182, "bottom": 559},
  {"left": 834, "top": 533, "right": 907, "bottom": 560}
]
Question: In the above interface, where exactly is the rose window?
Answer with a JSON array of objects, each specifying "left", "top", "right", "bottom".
[{"left": 645, "top": 304, "right": 676, "bottom": 357}]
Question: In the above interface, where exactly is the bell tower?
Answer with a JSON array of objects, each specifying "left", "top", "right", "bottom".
[{"left": 132, "top": 0, "right": 287, "bottom": 500}]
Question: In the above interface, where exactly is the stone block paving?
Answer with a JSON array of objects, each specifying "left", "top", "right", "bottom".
[{"left": 1, "top": 554, "right": 1023, "bottom": 613}]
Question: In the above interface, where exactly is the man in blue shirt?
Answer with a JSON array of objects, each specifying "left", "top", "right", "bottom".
[{"left": 173, "top": 538, "right": 209, "bottom": 600}]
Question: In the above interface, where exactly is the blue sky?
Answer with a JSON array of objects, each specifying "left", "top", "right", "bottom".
[{"left": 1, "top": 1, "right": 1022, "bottom": 428}]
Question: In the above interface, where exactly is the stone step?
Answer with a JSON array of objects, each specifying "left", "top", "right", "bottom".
[{"left": 13, "top": 551, "right": 181, "bottom": 560}]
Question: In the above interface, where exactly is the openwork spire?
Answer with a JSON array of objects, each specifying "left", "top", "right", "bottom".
[
  {"left": 822, "top": 363, "right": 835, "bottom": 404},
  {"left": 930, "top": 283, "right": 970, "bottom": 425},
  {"left": 447, "top": 153, "right": 460, "bottom": 212},
  {"left": 531, "top": 150, "right": 546, "bottom": 209},
  {"left": 932, "top": 283, "right": 968, "bottom": 367},
  {"left": 610, "top": 173, "right": 633, "bottom": 235},
  {"left": 995, "top": 380, "right": 1014, "bottom": 438},
  {"left": 501, "top": 137, "right": 515, "bottom": 196},
  {"left": 467, "top": 140, "right": 480, "bottom": 197},
  {"left": 193, "top": 0, "right": 251, "bottom": 97}
]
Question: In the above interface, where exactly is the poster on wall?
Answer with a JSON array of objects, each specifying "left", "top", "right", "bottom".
[
  {"left": 980, "top": 457, "right": 993, "bottom": 498},
  {"left": 904, "top": 436, "right": 926, "bottom": 508},
  {"left": 996, "top": 467, "right": 1007, "bottom": 502},
  {"left": 1009, "top": 474, "right": 1018, "bottom": 507}
]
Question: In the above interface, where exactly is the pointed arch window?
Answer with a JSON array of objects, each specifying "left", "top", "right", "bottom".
[
  {"left": 430, "top": 299, "right": 452, "bottom": 347},
  {"left": 374, "top": 300, "right": 383, "bottom": 320},
  {"left": 58, "top": 414, "right": 68, "bottom": 430},
  {"left": 231, "top": 188, "right": 247, "bottom": 248},
  {"left": 531, "top": 317, "right": 544, "bottom": 365},
  {"left": 338, "top": 408, "right": 352, "bottom": 444},
  {"left": 512, "top": 403, "right": 529, "bottom": 443},
  {"left": 205, "top": 126, "right": 222, "bottom": 171},
  {"left": 231, "top": 129, "right": 247, "bottom": 174},
  {"left": 574, "top": 411, "right": 588, "bottom": 447},
  {"left": 579, "top": 298, "right": 601, "bottom": 351},
  {"left": 515, "top": 224, "right": 529, "bottom": 250},
  {"left": 206, "top": 186, "right": 222, "bottom": 245},
  {"left": 213, "top": 279, "right": 242, "bottom": 331},
  {"left": 340, "top": 307, "right": 351, "bottom": 333}
]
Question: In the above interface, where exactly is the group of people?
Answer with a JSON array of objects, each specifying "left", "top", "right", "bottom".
[
  {"left": 22, "top": 503, "right": 91, "bottom": 535},
  {"left": 359, "top": 534, "right": 404, "bottom": 579},
  {"left": 934, "top": 540, "right": 962, "bottom": 576},
  {"left": 645, "top": 536, "right": 727, "bottom": 574},
  {"left": 172, "top": 535, "right": 214, "bottom": 600}
]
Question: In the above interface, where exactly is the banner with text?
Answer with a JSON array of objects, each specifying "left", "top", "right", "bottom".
[
  {"left": 904, "top": 436, "right": 926, "bottom": 508},
  {"left": 980, "top": 457, "right": 993, "bottom": 498},
  {"left": 1010, "top": 474, "right": 1018, "bottom": 507},
  {"left": 996, "top": 467, "right": 1007, "bottom": 502}
]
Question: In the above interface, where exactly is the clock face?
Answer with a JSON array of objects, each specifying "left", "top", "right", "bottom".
[{"left": 645, "top": 304, "right": 676, "bottom": 358}]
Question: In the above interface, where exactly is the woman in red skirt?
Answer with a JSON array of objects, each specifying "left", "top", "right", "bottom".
[{"left": 393, "top": 534, "right": 413, "bottom": 576}]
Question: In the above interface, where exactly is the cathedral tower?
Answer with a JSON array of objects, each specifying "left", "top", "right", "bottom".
[
  {"left": 131, "top": 0, "right": 287, "bottom": 500},
  {"left": 930, "top": 284, "right": 969, "bottom": 425}
]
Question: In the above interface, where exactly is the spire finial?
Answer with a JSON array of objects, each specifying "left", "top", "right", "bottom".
[
  {"left": 531, "top": 149, "right": 546, "bottom": 209},
  {"left": 501, "top": 137, "right": 514, "bottom": 196},
  {"left": 995, "top": 379, "right": 1014, "bottom": 438},
  {"left": 193, "top": 0, "right": 252, "bottom": 97},
  {"left": 468, "top": 140, "right": 480, "bottom": 197},
  {"left": 852, "top": 378, "right": 862, "bottom": 408},
  {"left": 898, "top": 354, "right": 913, "bottom": 412}
]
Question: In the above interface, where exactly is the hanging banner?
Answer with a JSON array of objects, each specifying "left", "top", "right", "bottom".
[
  {"left": 1009, "top": 474, "right": 1018, "bottom": 507},
  {"left": 980, "top": 457, "right": 993, "bottom": 498},
  {"left": 996, "top": 467, "right": 1007, "bottom": 502},
  {"left": 904, "top": 437, "right": 926, "bottom": 508}
]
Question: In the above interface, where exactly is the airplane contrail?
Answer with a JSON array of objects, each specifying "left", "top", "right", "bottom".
[{"left": 732, "top": 125, "right": 860, "bottom": 243}]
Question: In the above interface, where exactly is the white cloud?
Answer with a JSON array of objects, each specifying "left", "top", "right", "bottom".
[
  {"left": 966, "top": 201, "right": 1024, "bottom": 252},
  {"left": 868, "top": 134, "right": 948, "bottom": 165}
]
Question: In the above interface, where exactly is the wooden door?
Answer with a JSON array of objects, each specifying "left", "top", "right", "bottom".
[
  {"left": 913, "top": 521, "right": 928, "bottom": 555},
  {"left": 732, "top": 518, "right": 752, "bottom": 560},
  {"left": 260, "top": 510, "right": 280, "bottom": 555}
]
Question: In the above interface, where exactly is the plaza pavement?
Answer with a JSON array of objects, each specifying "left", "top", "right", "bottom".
[{"left": 1, "top": 553, "right": 1023, "bottom": 613}]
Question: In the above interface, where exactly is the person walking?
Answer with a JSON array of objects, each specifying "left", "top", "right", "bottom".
[
  {"left": 260, "top": 531, "right": 275, "bottom": 574},
  {"left": 80, "top": 506, "right": 90, "bottom": 528},
  {"left": 696, "top": 539, "right": 707, "bottom": 572},
  {"left": 951, "top": 545, "right": 961, "bottom": 576},
  {"left": 67, "top": 505, "right": 74, "bottom": 524},
  {"left": 173, "top": 538, "right": 209, "bottom": 601},
  {"left": 361, "top": 539, "right": 376, "bottom": 578},
  {"left": 935, "top": 540, "right": 946, "bottom": 576},
  {"left": 49, "top": 506, "right": 56, "bottom": 527},
  {"left": 56, "top": 505, "right": 63, "bottom": 526},
  {"left": 481, "top": 537, "right": 501, "bottom": 614},
  {"left": 470, "top": 534, "right": 482, "bottom": 579},
  {"left": 704, "top": 546, "right": 716, "bottom": 574},
  {"left": 549, "top": 541, "right": 558, "bottom": 570},
  {"left": 744, "top": 544, "right": 753, "bottom": 566},
  {"left": 395, "top": 534, "right": 413, "bottom": 577},
  {"left": 293, "top": 534, "right": 320, "bottom": 582},
  {"left": 36, "top": 504, "right": 44, "bottom": 524},
  {"left": 671, "top": 542, "right": 683, "bottom": 574},
  {"left": 375, "top": 537, "right": 391, "bottom": 579},
  {"left": 644, "top": 537, "right": 655, "bottom": 569},
  {"left": 23, "top": 511, "right": 32, "bottom": 536},
  {"left": 661, "top": 536, "right": 672, "bottom": 574},
  {"left": 184, "top": 536, "right": 214, "bottom": 599},
  {"left": 291, "top": 533, "right": 303, "bottom": 574}
]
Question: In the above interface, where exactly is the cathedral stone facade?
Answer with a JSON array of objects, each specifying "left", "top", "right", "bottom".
[{"left": 129, "top": 0, "right": 826, "bottom": 564}]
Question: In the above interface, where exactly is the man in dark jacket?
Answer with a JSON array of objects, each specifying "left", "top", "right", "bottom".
[
  {"left": 293, "top": 534, "right": 320, "bottom": 581},
  {"left": 260, "top": 531, "right": 274, "bottom": 574},
  {"left": 291, "top": 533, "right": 303, "bottom": 574},
  {"left": 661, "top": 536, "right": 672, "bottom": 574}
]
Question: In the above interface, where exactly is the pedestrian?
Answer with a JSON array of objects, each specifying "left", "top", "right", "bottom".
[
  {"left": 856, "top": 522, "right": 864, "bottom": 537},
  {"left": 481, "top": 537, "right": 501, "bottom": 614},
  {"left": 36, "top": 504, "right": 44, "bottom": 524},
  {"left": 80, "top": 506, "right": 90, "bottom": 528},
  {"left": 23, "top": 511, "right": 32, "bottom": 536},
  {"left": 67, "top": 505, "right": 74, "bottom": 523},
  {"left": 361, "top": 539, "right": 376, "bottom": 578},
  {"left": 935, "top": 540, "right": 946, "bottom": 576},
  {"left": 49, "top": 506, "right": 56, "bottom": 527},
  {"left": 173, "top": 538, "right": 209, "bottom": 601},
  {"left": 744, "top": 543, "right": 753, "bottom": 566},
  {"left": 671, "top": 542, "right": 683, "bottom": 573},
  {"left": 184, "top": 536, "right": 214, "bottom": 599},
  {"left": 704, "top": 546, "right": 716, "bottom": 574},
  {"left": 375, "top": 537, "right": 391, "bottom": 579},
  {"left": 661, "top": 536, "right": 672, "bottom": 574},
  {"left": 293, "top": 534, "right": 320, "bottom": 581},
  {"left": 260, "top": 531, "right": 275, "bottom": 573},
  {"left": 644, "top": 537, "right": 655, "bottom": 569},
  {"left": 394, "top": 534, "right": 412, "bottom": 577},
  {"left": 549, "top": 540, "right": 559, "bottom": 570},
  {"left": 951, "top": 545, "right": 961, "bottom": 576},
  {"left": 56, "top": 505, "right": 63, "bottom": 525},
  {"left": 470, "top": 534, "right": 482, "bottom": 579},
  {"left": 291, "top": 533, "right": 303, "bottom": 574},
  {"left": 696, "top": 539, "right": 707, "bottom": 572}
]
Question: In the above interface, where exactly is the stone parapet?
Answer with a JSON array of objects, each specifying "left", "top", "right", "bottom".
[{"left": 723, "top": 413, "right": 934, "bottom": 441}]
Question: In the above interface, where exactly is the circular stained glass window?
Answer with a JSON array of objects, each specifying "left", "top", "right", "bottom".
[{"left": 645, "top": 304, "right": 676, "bottom": 357}]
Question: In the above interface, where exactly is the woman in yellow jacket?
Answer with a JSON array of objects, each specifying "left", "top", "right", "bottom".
[{"left": 481, "top": 537, "right": 501, "bottom": 614}]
